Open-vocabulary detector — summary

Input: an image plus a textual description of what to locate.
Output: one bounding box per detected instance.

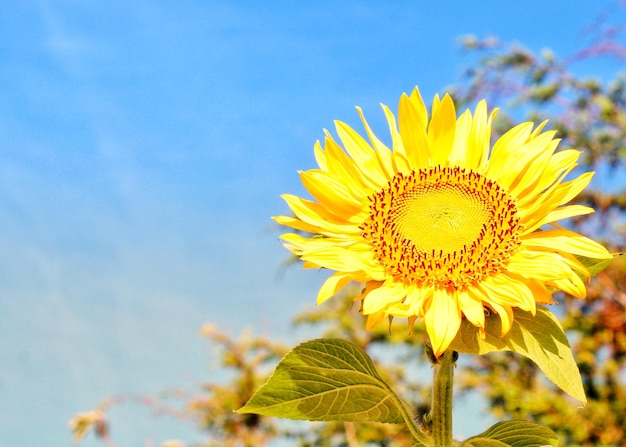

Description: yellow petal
[428,94,457,165]
[548,273,587,298]
[386,286,433,318]
[506,250,577,283]
[272,215,321,234]
[448,109,473,166]
[478,273,536,315]
[535,204,594,227]
[323,131,384,191]
[301,245,382,277]
[299,170,363,216]
[408,86,429,127]
[466,100,495,170]
[508,138,560,198]
[497,131,558,192]
[334,120,388,183]
[520,149,581,200]
[458,289,486,329]
[520,172,595,231]
[356,106,396,178]
[317,272,354,304]
[398,89,429,168]
[486,122,534,181]
[280,194,363,230]
[525,278,555,304]
[424,289,462,357]
[313,140,328,171]
[362,281,407,315]
[521,229,612,259]
[380,104,412,174]
[366,311,387,330]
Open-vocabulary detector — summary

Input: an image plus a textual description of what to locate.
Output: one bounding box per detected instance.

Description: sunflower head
[275,87,611,357]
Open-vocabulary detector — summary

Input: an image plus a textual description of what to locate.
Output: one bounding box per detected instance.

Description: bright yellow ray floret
[274,87,611,357]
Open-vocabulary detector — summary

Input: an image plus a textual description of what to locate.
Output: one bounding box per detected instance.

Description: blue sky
[0,1,621,446]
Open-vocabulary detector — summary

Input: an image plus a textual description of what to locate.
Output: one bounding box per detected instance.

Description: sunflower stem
[431,349,455,447]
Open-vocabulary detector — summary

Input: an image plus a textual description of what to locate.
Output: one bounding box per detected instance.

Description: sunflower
[275,87,611,357]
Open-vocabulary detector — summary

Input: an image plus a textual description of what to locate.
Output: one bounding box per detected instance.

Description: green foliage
[450,306,585,402]
[238,338,408,424]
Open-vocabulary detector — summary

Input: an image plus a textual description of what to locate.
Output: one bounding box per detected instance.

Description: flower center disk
[361,166,522,290]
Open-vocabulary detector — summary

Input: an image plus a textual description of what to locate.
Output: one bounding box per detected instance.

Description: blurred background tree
[448,32,626,446]
[71,13,626,447]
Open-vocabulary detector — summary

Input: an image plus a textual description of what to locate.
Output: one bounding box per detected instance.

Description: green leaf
[237,338,407,423]
[576,252,621,277]
[463,420,558,447]
[449,306,585,403]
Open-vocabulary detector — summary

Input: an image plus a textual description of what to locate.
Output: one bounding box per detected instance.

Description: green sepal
[462,420,558,447]
[449,306,585,403]
[237,338,407,423]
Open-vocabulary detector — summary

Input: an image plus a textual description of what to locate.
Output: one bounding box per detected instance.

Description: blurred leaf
[463,420,558,447]
[238,338,409,423]
[450,306,585,402]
